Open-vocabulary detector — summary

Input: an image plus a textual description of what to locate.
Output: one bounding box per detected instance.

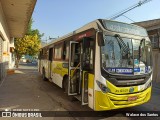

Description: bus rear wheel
[63,77,68,93]
[42,68,47,81]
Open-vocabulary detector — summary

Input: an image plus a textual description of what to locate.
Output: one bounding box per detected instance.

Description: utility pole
[108,0,152,20]
[45,36,57,44]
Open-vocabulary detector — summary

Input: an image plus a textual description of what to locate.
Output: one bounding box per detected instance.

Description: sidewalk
[0,63,75,120]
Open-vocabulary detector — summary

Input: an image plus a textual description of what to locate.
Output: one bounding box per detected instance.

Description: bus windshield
[101,35,152,75]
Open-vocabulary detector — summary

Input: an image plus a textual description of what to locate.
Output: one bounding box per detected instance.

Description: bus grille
[107,92,147,106]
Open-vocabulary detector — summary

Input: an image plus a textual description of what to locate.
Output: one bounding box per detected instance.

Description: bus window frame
[63,41,69,61]
[82,37,95,73]
[40,47,48,60]
[48,47,54,61]
[53,42,63,61]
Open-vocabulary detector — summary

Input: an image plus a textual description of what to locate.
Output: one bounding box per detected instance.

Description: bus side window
[46,49,49,60]
[41,49,44,59]
[90,41,94,70]
[48,48,53,61]
[42,48,48,60]
[63,42,66,60]
[38,50,42,60]
[54,43,63,60]
[62,41,69,60]
[83,38,94,71]
[65,42,69,60]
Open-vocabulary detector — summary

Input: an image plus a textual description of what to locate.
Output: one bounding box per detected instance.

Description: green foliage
[26,18,44,39]
[15,34,40,58]
[14,18,43,68]
[29,29,44,39]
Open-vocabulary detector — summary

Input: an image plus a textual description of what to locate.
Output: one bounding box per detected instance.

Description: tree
[14,18,43,68]
[26,18,44,38]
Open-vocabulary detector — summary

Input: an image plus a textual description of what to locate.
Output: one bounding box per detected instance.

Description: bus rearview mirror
[98,32,105,46]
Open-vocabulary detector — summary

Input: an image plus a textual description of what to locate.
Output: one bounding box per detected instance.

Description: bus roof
[41,19,101,49]
[41,19,147,49]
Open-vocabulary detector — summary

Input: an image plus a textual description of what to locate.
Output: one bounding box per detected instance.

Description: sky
[32,0,160,42]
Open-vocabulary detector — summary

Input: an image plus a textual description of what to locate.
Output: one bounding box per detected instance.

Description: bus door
[68,38,94,105]
[68,41,81,95]
[81,38,94,105]
[48,47,53,80]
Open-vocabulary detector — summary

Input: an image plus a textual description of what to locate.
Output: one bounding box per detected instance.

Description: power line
[122,15,135,22]
[108,0,152,20]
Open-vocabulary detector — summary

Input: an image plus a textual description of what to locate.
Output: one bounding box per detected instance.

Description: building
[134,19,160,83]
[0,0,37,80]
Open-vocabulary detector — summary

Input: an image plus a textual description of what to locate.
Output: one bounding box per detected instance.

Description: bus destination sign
[102,20,148,36]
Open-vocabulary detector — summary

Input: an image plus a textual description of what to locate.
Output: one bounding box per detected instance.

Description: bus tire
[42,68,47,81]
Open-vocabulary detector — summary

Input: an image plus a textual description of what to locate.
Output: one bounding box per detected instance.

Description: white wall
[0,1,14,69]
[0,2,10,42]
[9,37,15,69]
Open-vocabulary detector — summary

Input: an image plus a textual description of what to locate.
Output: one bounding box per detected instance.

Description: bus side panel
[38,59,41,73]
[94,34,104,110]
[45,60,49,78]
[39,59,43,74]
[51,61,68,88]
[88,73,94,109]
[41,59,49,78]
[47,60,52,80]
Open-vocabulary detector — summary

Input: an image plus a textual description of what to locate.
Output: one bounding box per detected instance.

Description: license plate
[128,96,138,101]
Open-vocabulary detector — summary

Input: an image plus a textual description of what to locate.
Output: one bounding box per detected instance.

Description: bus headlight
[96,80,110,93]
[146,82,152,88]
[145,75,152,89]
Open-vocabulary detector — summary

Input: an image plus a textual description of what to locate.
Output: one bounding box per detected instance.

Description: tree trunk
[16,59,20,68]
[15,54,21,68]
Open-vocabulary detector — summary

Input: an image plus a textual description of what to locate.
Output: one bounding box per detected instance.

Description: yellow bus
[38,19,152,111]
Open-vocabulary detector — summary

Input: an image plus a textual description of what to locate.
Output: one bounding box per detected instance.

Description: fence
[0,62,8,81]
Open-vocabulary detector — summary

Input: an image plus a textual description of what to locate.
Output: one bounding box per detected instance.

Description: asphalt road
[0,63,159,120]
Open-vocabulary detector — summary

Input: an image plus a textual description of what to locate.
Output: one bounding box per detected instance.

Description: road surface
[0,63,159,120]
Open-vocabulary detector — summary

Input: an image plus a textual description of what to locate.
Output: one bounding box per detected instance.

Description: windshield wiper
[139,38,145,62]
[115,34,129,56]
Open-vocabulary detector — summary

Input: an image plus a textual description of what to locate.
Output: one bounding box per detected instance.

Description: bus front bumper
[95,86,151,111]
